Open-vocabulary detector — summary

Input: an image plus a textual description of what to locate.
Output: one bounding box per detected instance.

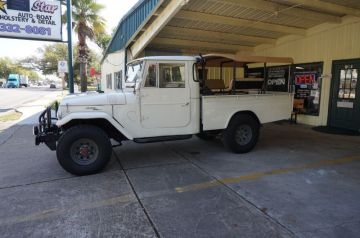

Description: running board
[134,135,192,144]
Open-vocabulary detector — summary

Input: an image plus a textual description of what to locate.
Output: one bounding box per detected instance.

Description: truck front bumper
[33,102,61,151]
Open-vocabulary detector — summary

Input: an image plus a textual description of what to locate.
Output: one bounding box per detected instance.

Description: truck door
[140,62,191,129]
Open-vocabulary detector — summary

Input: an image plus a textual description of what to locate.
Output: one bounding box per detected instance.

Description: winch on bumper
[33,102,61,151]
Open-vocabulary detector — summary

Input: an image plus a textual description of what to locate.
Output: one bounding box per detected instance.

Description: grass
[0,111,23,122]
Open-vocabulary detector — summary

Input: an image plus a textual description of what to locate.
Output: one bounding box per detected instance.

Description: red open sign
[295,74,316,85]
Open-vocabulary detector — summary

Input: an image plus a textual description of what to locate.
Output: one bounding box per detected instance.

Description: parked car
[34,54,294,175]
[50,83,56,88]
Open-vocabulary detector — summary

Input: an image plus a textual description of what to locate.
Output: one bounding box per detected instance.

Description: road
[0,87,62,113]
[0,87,65,129]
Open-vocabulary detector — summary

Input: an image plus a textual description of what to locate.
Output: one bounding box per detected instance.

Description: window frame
[158,62,186,89]
[143,63,158,88]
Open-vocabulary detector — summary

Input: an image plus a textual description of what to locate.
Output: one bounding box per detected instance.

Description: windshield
[8,78,17,82]
[126,61,143,85]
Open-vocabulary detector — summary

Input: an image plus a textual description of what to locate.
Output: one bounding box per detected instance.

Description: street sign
[58,61,68,73]
[0,0,62,41]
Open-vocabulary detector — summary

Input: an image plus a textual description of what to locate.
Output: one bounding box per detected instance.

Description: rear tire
[56,125,112,176]
[223,114,259,154]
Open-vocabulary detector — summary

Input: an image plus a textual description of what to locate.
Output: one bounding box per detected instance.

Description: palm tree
[67,0,106,92]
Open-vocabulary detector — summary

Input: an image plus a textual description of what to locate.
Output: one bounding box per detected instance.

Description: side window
[144,64,157,87]
[106,74,112,89]
[114,71,122,90]
[159,63,186,88]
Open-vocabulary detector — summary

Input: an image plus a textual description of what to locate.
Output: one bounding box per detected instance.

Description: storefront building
[101,0,360,131]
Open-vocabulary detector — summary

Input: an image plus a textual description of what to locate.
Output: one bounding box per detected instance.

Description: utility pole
[66,0,74,94]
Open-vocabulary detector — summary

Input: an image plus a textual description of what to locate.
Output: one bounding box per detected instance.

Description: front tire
[223,114,259,154]
[56,125,112,175]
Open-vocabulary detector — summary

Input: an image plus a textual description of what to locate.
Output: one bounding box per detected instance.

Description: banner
[0,0,62,41]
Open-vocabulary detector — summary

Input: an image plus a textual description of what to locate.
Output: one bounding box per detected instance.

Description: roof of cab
[127,56,198,65]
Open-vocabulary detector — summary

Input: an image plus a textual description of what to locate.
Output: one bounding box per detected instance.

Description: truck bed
[202,92,294,131]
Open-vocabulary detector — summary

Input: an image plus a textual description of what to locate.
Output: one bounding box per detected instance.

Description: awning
[128,0,360,58]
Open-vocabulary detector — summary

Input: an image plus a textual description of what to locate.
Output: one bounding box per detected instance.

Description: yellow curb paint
[176,155,360,193]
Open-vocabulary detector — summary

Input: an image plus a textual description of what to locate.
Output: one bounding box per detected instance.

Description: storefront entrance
[329,59,360,131]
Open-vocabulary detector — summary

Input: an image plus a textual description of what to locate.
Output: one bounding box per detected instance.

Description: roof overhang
[203,53,294,65]
[125,0,360,59]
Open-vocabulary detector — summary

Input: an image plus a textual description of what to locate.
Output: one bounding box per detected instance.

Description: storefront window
[293,62,323,116]
[266,66,291,92]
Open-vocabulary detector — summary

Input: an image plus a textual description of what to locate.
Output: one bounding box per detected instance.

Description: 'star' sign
[0,0,62,41]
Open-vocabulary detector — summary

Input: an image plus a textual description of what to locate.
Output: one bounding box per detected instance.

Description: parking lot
[0,121,359,238]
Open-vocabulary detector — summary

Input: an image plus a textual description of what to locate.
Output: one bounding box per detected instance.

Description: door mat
[313,126,360,136]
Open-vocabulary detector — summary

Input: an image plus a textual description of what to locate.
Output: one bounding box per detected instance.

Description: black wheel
[196,131,217,141]
[223,114,259,154]
[56,125,112,175]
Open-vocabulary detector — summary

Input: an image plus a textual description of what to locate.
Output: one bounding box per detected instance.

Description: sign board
[294,72,319,98]
[266,66,290,92]
[7,0,30,11]
[245,67,264,79]
[0,0,62,41]
[89,67,96,77]
[58,61,68,73]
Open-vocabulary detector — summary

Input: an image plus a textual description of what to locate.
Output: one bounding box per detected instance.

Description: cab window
[144,64,157,87]
[159,63,185,88]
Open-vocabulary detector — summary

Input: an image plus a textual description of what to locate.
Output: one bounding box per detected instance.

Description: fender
[225,110,261,129]
[56,112,134,140]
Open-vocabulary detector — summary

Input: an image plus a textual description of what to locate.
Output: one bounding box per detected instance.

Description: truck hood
[60,92,126,106]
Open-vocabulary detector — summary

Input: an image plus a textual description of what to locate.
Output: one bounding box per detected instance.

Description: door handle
[182,102,190,107]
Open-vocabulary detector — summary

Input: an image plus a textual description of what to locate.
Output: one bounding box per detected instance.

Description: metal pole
[66,0,74,94]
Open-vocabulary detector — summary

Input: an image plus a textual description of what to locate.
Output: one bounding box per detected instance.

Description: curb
[0,109,17,117]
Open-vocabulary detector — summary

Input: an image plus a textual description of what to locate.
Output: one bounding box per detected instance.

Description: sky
[0,0,139,59]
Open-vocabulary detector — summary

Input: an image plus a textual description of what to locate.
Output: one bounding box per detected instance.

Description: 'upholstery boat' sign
[0,0,62,41]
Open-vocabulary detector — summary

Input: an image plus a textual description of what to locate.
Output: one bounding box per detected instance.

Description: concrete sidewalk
[0,123,359,237]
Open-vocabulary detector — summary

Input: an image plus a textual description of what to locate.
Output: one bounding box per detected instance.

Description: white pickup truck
[34,54,294,175]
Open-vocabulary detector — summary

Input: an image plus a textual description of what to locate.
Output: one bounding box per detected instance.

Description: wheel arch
[57,112,133,141]
[61,119,128,143]
[226,111,261,129]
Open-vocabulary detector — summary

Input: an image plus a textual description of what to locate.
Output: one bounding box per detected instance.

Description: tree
[0,57,13,79]
[0,57,40,82]
[37,43,68,75]
[20,43,100,87]
[66,0,106,92]
[95,32,111,52]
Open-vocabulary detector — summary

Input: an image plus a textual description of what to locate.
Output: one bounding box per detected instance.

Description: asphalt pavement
[0,87,64,130]
[0,87,61,114]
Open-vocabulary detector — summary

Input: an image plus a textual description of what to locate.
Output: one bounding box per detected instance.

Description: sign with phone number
[0,0,61,41]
